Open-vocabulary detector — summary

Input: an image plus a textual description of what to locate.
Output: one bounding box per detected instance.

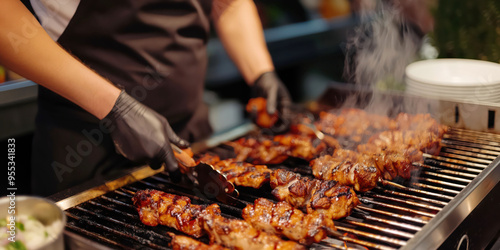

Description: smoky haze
[341,1,430,117]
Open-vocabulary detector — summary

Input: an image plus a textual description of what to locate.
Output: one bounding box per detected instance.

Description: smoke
[344,2,423,90]
[342,1,427,116]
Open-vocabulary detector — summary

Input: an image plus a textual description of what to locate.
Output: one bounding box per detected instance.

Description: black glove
[252,71,292,133]
[103,90,189,173]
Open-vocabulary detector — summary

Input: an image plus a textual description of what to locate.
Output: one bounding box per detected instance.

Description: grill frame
[51,86,500,249]
[403,151,500,249]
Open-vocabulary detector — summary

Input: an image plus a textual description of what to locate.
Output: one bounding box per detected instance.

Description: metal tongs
[170,143,239,204]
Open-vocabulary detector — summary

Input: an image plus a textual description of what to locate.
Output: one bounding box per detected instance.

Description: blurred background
[1,0,499,194]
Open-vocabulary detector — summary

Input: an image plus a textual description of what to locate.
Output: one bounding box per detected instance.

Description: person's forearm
[212,0,274,85]
[0,0,120,119]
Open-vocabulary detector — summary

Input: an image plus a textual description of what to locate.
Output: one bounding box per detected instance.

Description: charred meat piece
[310,149,380,192]
[273,134,327,161]
[361,130,442,155]
[247,97,279,128]
[359,146,424,180]
[270,169,359,220]
[357,131,428,180]
[168,233,228,250]
[196,153,222,166]
[315,109,395,143]
[228,137,289,165]
[229,134,326,165]
[394,113,448,137]
[132,190,206,238]
[214,159,272,189]
[242,198,335,245]
[201,204,305,250]
[196,153,272,189]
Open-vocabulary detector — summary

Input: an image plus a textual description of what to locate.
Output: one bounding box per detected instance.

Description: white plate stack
[405,59,500,103]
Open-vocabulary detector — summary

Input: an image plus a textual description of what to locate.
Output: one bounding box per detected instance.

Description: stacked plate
[405,59,500,103]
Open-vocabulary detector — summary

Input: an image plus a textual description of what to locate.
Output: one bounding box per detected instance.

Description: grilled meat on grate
[168,233,228,250]
[228,134,327,165]
[197,153,273,189]
[132,190,206,238]
[310,149,380,192]
[315,109,395,144]
[242,198,335,245]
[201,203,305,250]
[270,169,359,220]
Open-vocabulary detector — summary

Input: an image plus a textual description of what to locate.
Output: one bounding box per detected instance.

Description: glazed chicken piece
[270,169,359,220]
[132,190,206,238]
[228,137,289,165]
[361,130,442,155]
[228,134,327,165]
[196,153,272,189]
[201,204,305,250]
[247,97,279,128]
[168,233,228,250]
[368,148,423,180]
[315,109,395,143]
[273,134,327,161]
[242,198,335,245]
[394,113,448,137]
[310,149,380,192]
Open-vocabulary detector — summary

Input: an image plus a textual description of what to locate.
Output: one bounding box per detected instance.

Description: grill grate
[61,128,500,249]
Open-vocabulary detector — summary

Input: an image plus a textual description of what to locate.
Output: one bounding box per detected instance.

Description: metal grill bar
[358,198,435,218]
[441,144,500,157]
[414,177,467,189]
[327,235,397,250]
[72,206,170,248]
[423,159,483,174]
[344,220,414,239]
[364,193,442,211]
[448,128,500,139]
[336,226,406,247]
[424,154,488,169]
[418,164,478,179]
[420,171,472,183]
[379,183,455,200]
[353,209,423,232]
[444,133,500,146]
[441,140,500,153]
[65,222,134,249]
[440,148,497,160]
[438,152,493,164]
[410,183,460,195]
[374,187,448,206]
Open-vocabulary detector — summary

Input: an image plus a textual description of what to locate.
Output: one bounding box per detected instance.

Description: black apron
[32,0,213,196]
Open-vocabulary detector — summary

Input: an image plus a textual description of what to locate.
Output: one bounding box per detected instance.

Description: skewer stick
[322,226,345,239]
[378,179,406,189]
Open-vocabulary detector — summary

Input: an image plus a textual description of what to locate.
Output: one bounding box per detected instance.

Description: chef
[1,0,291,196]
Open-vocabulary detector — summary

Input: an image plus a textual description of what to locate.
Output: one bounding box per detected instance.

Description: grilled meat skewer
[168,233,228,250]
[315,109,395,144]
[228,134,327,165]
[197,153,272,189]
[134,190,306,249]
[270,169,359,220]
[201,204,305,250]
[310,149,380,192]
[132,190,206,238]
[242,198,335,245]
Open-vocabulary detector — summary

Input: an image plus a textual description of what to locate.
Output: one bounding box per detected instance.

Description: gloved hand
[251,71,292,133]
[103,90,189,174]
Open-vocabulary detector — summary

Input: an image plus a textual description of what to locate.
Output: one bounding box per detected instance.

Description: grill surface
[57,127,500,250]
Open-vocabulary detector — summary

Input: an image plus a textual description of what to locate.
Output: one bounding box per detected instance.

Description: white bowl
[405,59,500,87]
